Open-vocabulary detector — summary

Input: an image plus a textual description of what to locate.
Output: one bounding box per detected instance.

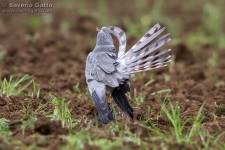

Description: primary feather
[85,24,171,124]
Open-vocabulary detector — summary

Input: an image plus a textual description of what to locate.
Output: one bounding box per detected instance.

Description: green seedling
[48,95,74,128]
[63,129,123,150]
[207,52,219,68]
[62,129,90,150]
[163,73,171,82]
[0,74,33,96]
[60,20,70,31]
[28,79,40,99]
[144,79,155,87]
[73,83,89,100]
[133,88,146,105]
[0,45,6,62]
[126,88,146,105]
[105,122,148,149]
[0,118,11,136]
[20,103,37,134]
[215,102,225,116]
[151,89,172,96]
[28,16,42,29]
[91,139,122,150]
[147,106,151,113]
[130,72,143,81]
[73,83,81,96]
[139,99,224,149]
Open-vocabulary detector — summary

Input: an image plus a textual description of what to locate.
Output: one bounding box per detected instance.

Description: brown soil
[0,0,225,149]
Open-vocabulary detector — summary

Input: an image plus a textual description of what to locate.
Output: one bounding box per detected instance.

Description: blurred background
[1,0,225,48]
[0,0,225,90]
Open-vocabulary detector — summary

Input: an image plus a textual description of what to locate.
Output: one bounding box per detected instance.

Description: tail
[116,24,171,74]
[112,82,133,119]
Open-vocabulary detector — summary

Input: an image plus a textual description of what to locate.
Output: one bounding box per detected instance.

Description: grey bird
[85,24,171,124]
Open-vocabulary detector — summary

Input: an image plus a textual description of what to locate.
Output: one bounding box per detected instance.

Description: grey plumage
[85,24,171,124]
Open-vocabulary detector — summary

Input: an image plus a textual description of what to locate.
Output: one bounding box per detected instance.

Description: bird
[85,24,171,124]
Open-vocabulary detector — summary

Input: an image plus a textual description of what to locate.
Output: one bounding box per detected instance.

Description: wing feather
[96,53,115,73]
[88,81,114,124]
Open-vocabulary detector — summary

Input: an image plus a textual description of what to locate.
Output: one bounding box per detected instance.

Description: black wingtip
[92,91,114,124]
[112,84,133,119]
[99,112,114,124]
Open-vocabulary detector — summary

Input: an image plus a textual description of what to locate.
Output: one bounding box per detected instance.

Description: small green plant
[63,129,122,150]
[163,73,171,82]
[207,52,219,68]
[0,75,33,96]
[73,83,89,100]
[60,20,70,31]
[20,103,37,134]
[215,102,225,116]
[28,16,42,29]
[126,88,146,105]
[122,130,148,150]
[139,99,223,149]
[28,79,40,99]
[144,79,155,87]
[48,95,74,128]
[0,118,11,136]
[133,88,146,105]
[62,129,91,150]
[91,139,123,150]
[147,106,151,113]
[0,45,6,62]
[151,89,172,96]
[130,72,143,81]
[106,122,148,149]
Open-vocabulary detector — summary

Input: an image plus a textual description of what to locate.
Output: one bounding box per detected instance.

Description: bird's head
[96,27,114,46]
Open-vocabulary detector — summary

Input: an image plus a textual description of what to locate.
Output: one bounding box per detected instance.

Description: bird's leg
[106,93,111,105]
[107,94,115,117]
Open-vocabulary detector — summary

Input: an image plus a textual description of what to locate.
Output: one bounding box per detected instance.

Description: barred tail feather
[116,24,171,74]
[118,25,166,61]
[125,55,171,73]
[127,64,168,73]
[130,27,166,53]
[126,49,171,69]
[117,35,170,71]
[123,36,171,67]
[128,24,161,51]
